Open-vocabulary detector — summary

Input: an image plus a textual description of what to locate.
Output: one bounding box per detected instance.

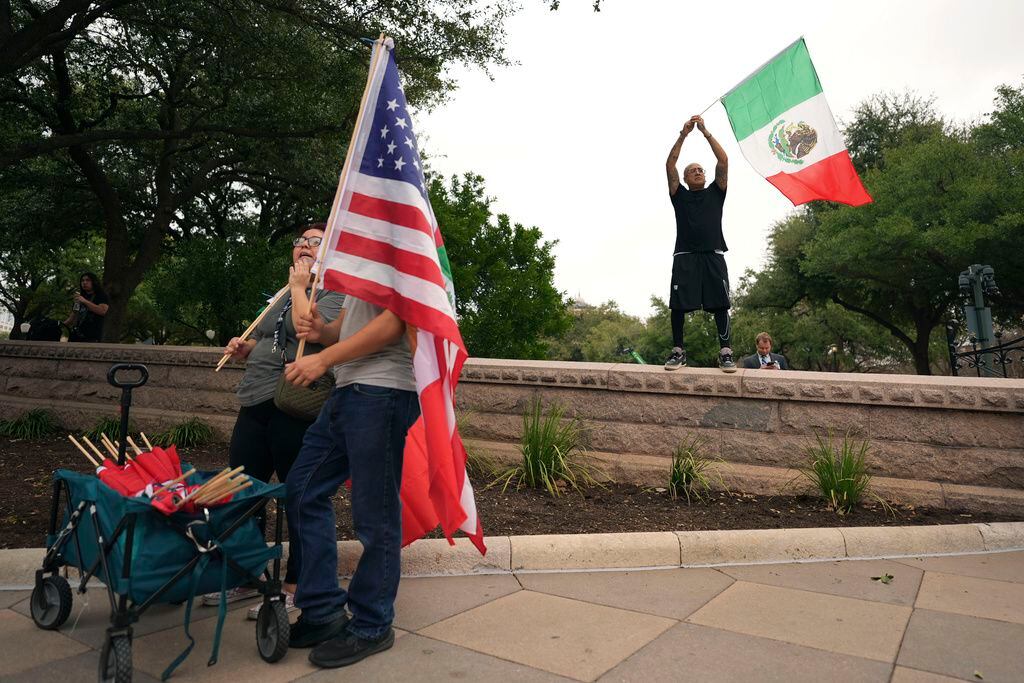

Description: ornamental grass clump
[456,409,499,480]
[152,417,215,448]
[801,430,882,514]
[83,415,124,442]
[494,398,600,497]
[0,409,58,439]
[668,434,723,504]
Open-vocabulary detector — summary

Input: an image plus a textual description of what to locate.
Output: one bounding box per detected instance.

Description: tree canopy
[1,0,513,339]
[430,173,570,359]
[734,84,1024,374]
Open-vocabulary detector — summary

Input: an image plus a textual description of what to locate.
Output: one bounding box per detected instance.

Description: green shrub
[668,434,723,504]
[83,415,125,442]
[801,430,881,514]
[493,398,601,496]
[152,417,215,448]
[0,409,59,439]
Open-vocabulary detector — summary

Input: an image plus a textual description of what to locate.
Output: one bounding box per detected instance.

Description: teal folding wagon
[29,364,291,682]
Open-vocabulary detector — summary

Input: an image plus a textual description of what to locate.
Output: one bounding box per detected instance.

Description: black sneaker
[289,612,350,649]
[309,628,395,668]
[664,348,686,371]
[719,348,737,373]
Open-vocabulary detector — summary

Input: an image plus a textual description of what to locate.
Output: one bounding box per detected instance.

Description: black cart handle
[107,363,149,389]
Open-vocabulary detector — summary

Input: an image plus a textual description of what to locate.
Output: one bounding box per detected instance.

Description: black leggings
[229,399,313,584]
[671,308,732,350]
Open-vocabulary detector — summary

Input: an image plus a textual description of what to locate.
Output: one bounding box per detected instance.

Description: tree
[2,0,513,340]
[429,173,570,359]
[547,300,644,362]
[737,86,1024,374]
[146,220,286,345]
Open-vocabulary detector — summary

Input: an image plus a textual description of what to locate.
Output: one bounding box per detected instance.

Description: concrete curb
[2,522,1022,587]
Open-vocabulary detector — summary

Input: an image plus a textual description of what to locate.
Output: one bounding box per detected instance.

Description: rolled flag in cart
[721,38,872,207]
[96,460,149,496]
[135,446,179,483]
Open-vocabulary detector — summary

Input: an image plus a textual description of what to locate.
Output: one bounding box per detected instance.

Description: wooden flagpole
[295,33,389,362]
[69,435,100,468]
[214,286,289,371]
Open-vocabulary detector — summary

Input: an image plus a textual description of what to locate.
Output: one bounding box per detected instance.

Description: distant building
[570,296,594,316]
[0,310,12,337]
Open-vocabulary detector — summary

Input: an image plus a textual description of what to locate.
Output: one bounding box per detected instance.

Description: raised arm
[695,116,728,190]
[666,119,695,195]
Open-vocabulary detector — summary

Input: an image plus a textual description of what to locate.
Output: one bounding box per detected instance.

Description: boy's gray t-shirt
[235,288,345,407]
[333,296,416,392]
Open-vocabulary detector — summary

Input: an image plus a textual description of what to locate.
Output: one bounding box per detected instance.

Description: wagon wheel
[30,575,72,630]
[99,632,133,683]
[256,599,290,663]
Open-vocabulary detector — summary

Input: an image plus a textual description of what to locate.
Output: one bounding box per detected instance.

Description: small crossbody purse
[271,293,334,422]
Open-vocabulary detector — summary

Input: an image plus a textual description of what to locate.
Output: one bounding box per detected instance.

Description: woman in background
[64,272,109,342]
[209,223,345,618]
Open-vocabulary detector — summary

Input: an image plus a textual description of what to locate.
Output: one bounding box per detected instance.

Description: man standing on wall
[664,115,736,373]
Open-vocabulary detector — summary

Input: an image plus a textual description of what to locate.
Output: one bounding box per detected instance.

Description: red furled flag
[314,37,485,553]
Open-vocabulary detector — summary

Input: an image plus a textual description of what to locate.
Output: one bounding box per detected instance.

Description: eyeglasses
[292,236,323,247]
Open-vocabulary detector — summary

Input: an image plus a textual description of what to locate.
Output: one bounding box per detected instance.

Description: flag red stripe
[766,150,872,207]
[323,269,465,351]
[336,232,447,290]
[418,376,468,535]
[349,191,433,237]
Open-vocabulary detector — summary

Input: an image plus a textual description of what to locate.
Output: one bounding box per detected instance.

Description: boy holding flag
[283,299,417,667]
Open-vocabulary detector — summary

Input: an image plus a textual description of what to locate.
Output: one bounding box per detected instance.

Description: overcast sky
[416,0,1024,317]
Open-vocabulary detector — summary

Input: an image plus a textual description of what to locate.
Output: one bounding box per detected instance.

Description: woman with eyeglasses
[211,223,345,617]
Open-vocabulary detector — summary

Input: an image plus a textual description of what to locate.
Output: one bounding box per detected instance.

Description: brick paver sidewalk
[2,551,1022,682]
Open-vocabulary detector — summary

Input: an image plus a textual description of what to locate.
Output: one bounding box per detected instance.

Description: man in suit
[741,332,789,370]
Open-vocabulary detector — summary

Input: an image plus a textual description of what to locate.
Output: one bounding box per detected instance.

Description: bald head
[683,163,706,189]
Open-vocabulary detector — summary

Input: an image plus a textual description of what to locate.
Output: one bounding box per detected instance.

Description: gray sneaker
[719,348,737,373]
[664,348,686,371]
[202,586,259,606]
[248,591,299,620]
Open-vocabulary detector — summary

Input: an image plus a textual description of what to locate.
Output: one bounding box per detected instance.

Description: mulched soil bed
[2,436,1021,549]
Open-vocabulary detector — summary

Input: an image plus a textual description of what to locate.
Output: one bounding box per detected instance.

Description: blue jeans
[286,383,419,639]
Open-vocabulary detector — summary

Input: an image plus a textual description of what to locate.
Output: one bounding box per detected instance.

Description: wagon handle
[106,364,149,465]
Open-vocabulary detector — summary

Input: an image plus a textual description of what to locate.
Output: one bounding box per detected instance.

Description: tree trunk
[911,319,936,375]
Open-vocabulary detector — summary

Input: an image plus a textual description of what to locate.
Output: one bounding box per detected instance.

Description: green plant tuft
[83,415,124,442]
[0,409,59,439]
[801,430,884,515]
[455,408,499,480]
[493,398,601,497]
[152,417,215,448]
[668,434,723,504]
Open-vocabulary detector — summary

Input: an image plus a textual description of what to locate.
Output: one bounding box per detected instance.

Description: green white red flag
[721,38,872,207]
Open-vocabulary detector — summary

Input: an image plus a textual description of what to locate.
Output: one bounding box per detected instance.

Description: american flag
[318,38,484,554]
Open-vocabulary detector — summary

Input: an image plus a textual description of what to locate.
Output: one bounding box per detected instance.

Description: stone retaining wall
[1,342,1022,493]
[458,359,1024,490]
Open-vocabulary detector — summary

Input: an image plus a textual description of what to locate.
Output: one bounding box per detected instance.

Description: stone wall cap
[2,523,1021,585]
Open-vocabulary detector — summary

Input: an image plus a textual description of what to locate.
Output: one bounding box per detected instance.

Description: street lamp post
[205,329,216,345]
[958,264,999,349]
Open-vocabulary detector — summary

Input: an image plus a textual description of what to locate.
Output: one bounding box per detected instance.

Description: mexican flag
[721,38,872,207]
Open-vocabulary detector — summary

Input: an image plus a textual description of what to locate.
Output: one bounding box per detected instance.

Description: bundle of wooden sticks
[65,429,251,510]
[173,466,252,509]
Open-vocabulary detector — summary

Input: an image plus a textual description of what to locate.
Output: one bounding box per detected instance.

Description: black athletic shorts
[669,251,731,312]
